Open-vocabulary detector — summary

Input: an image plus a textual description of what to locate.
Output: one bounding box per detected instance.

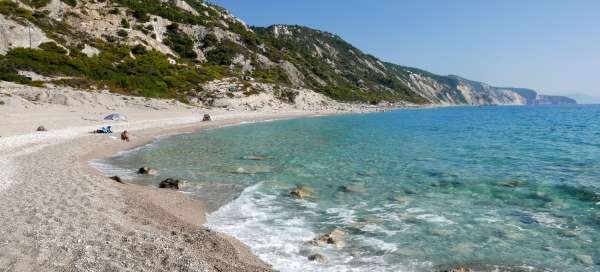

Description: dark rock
[338,185,367,193]
[202,113,212,121]
[309,228,345,247]
[290,186,313,199]
[241,155,269,161]
[110,176,124,184]
[307,253,326,263]
[36,126,47,132]
[138,167,158,175]
[159,178,182,190]
[497,179,527,188]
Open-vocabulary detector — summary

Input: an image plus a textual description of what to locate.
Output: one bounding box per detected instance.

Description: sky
[210,0,600,99]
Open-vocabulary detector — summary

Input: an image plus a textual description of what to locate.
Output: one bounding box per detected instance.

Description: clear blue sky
[210,0,599,97]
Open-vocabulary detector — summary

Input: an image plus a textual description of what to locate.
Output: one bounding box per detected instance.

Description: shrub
[163,23,197,59]
[38,42,68,54]
[62,0,76,7]
[120,18,130,29]
[117,29,128,38]
[22,0,50,8]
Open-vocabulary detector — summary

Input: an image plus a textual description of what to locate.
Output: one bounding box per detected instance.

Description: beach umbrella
[104,113,128,121]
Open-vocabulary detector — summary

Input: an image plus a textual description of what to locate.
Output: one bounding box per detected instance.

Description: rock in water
[309,228,346,247]
[36,126,47,132]
[138,167,158,175]
[241,155,269,161]
[497,179,527,188]
[290,186,313,199]
[338,184,367,193]
[307,253,326,263]
[110,176,124,184]
[159,178,182,189]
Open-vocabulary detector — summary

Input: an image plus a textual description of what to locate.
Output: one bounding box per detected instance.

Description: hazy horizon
[211,0,599,99]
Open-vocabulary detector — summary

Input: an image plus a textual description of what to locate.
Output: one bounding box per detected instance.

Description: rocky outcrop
[159,178,182,190]
[309,228,346,247]
[290,185,313,199]
[138,167,158,175]
[0,14,53,54]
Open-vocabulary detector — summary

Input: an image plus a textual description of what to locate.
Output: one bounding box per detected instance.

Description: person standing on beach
[121,130,130,142]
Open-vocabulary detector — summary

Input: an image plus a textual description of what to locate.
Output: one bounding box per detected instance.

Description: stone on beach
[159,178,183,190]
[36,125,47,132]
[138,167,159,175]
[110,176,124,184]
[309,228,346,247]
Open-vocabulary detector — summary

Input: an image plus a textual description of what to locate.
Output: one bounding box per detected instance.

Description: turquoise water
[101,105,599,271]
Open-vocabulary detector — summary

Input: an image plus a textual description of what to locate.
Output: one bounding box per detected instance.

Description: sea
[93,105,600,272]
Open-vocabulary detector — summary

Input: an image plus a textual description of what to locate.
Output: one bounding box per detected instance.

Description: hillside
[0,0,575,106]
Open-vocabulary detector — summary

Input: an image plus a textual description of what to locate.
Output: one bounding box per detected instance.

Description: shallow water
[99,105,600,271]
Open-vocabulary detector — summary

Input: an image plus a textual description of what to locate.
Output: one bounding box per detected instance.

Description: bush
[22,0,50,8]
[163,23,197,59]
[120,18,130,29]
[38,42,67,54]
[62,0,76,7]
[117,29,128,38]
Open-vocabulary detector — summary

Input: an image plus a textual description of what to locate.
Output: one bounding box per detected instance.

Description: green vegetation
[163,23,197,59]
[62,0,76,7]
[0,0,36,23]
[21,0,50,8]
[0,43,228,101]
[120,18,130,28]
[116,29,128,38]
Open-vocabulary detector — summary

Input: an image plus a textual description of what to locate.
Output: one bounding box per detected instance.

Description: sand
[0,83,374,271]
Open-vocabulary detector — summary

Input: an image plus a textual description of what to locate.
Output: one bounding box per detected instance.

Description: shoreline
[0,108,350,271]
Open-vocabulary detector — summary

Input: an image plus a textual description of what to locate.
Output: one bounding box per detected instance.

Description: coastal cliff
[0,0,575,107]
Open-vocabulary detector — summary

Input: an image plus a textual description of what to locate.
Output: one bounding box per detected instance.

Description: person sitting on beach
[120,130,130,142]
[95,126,113,134]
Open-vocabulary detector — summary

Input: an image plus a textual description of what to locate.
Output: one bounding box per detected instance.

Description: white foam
[207,184,416,272]
[415,214,455,225]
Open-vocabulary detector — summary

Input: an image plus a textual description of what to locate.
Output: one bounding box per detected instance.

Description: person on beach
[121,130,130,142]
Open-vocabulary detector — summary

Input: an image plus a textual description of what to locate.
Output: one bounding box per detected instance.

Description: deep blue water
[100,105,600,271]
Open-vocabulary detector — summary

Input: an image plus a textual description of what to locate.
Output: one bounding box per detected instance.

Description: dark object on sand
[110,176,124,184]
[36,126,47,132]
[203,113,212,121]
[94,126,113,134]
[138,167,158,175]
[121,130,130,142]
[104,113,128,121]
[159,178,181,189]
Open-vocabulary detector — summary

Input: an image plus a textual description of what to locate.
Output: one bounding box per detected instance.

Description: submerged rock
[307,253,326,263]
[497,179,528,188]
[338,184,367,193]
[241,155,270,161]
[159,178,182,190]
[440,268,473,272]
[290,186,313,199]
[138,167,158,175]
[575,254,593,265]
[309,228,346,247]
